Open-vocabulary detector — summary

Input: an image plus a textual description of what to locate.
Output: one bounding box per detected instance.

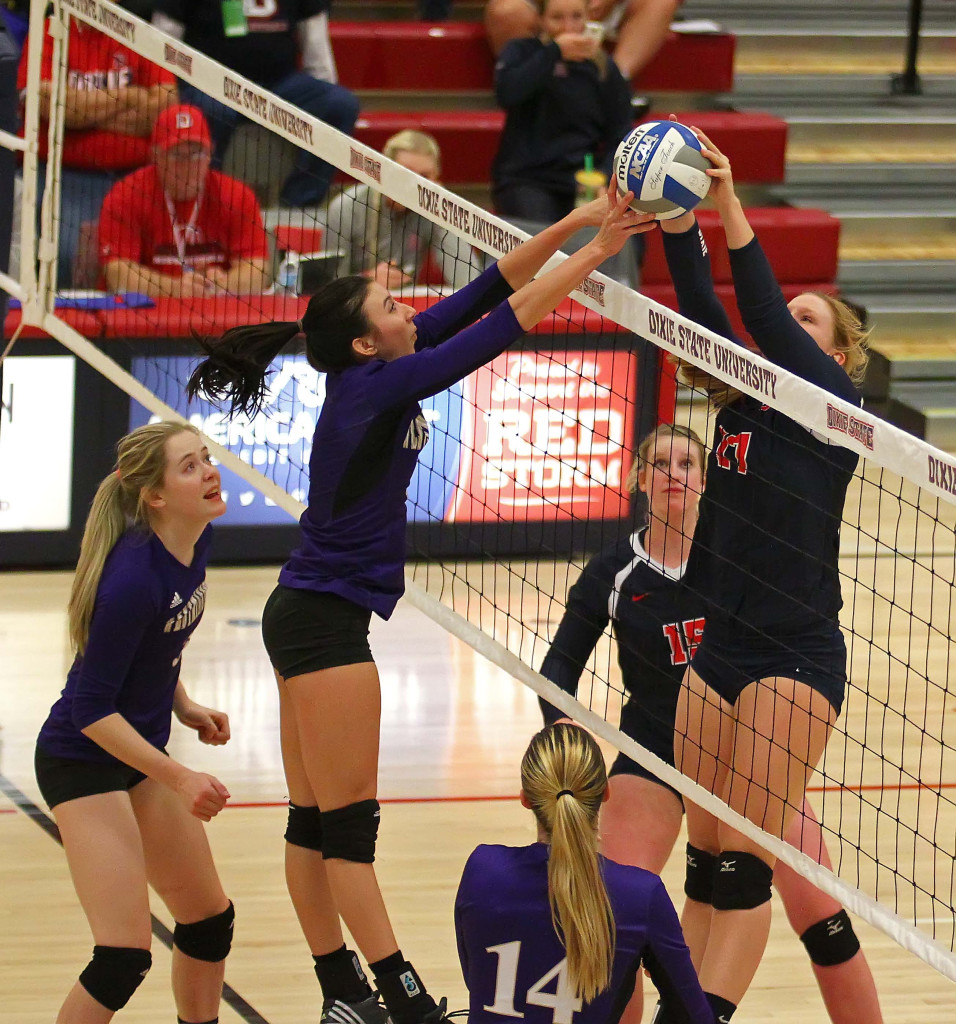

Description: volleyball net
[9,0,956,982]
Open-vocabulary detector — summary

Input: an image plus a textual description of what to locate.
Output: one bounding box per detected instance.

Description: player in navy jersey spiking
[455,722,712,1024]
[651,124,871,1023]
[187,189,658,1024]
[34,421,235,1024]
[539,424,882,1023]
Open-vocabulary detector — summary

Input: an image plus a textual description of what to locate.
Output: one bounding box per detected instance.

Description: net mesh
[15,0,956,979]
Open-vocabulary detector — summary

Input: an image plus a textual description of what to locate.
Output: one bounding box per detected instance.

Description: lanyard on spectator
[164,187,205,270]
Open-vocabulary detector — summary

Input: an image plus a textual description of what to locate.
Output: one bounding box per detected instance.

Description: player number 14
[484,941,583,1024]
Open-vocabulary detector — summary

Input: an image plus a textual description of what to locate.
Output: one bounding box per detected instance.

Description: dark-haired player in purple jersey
[34,421,235,1024]
[654,124,872,1023]
[187,189,658,1024]
[539,424,882,1024]
[455,723,711,1024]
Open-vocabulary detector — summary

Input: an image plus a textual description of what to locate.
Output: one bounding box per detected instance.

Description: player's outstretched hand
[668,115,736,209]
[177,769,230,821]
[590,180,658,258]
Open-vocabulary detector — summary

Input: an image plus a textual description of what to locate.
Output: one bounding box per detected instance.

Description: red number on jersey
[662,618,706,666]
[714,427,752,475]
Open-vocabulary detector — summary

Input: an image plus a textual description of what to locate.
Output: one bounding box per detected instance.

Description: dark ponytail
[187,276,374,416]
[187,321,299,417]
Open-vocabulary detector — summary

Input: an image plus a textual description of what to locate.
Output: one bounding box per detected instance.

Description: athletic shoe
[321,994,392,1024]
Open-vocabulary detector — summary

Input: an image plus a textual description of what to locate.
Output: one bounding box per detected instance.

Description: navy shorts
[608,700,684,806]
[35,745,149,810]
[690,620,847,715]
[262,585,374,679]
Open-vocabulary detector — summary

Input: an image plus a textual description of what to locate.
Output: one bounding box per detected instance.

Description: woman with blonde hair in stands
[35,421,234,1024]
[455,723,711,1024]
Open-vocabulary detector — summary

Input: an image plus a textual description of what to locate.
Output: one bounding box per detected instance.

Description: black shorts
[690,621,847,715]
[609,700,684,806]
[35,746,148,810]
[261,584,374,679]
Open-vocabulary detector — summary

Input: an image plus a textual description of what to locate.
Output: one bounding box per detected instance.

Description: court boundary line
[0,769,272,1024]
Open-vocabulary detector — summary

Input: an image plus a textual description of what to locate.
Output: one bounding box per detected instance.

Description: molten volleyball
[613,120,711,220]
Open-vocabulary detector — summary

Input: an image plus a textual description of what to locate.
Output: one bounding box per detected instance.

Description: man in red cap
[98,104,269,298]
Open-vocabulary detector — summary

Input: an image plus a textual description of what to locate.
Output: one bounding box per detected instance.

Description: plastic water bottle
[276,251,300,294]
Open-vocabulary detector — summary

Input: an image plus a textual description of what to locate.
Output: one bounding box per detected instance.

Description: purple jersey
[279,263,520,619]
[455,844,712,1024]
[37,526,212,763]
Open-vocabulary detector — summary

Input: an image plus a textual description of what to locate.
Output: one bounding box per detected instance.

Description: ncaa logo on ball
[614,120,711,221]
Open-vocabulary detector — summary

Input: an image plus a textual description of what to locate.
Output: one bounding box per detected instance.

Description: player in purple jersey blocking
[455,723,712,1024]
[34,421,235,1024]
[187,190,658,1024]
[540,424,882,1023]
[655,125,871,1022]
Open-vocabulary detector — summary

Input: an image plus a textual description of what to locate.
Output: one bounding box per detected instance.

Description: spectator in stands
[17,18,176,287]
[152,0,359,209]
[324,129,484,291]
[1,0,29,54]
[485,0,680,81]
[98,104,269,297]
[492,0,632,224]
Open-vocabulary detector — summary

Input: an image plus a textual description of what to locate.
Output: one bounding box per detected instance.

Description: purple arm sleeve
[642,880,713,1023]
[70,576,158,731]
[366,302,525,408]
[414,263,514,350]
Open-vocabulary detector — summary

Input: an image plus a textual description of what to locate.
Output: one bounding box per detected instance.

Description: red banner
[451,350,637,523]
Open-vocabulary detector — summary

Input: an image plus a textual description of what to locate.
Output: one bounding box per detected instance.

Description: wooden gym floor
[0,562,953,1023]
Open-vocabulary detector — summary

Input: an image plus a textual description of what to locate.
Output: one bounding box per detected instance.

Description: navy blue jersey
[540,531,704,762]
[153,0,328,86]
[279,264,518,618]
[663,225,860,634]
[38,526,212,763]
[455,843,711,1024]
[493,38,633,191]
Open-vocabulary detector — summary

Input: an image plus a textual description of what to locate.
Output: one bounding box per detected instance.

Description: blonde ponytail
[67,421,200,653]
[521,724,615,1002]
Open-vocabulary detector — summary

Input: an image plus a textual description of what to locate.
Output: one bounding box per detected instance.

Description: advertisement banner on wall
[0,355,75,532]
[129,349,635,527]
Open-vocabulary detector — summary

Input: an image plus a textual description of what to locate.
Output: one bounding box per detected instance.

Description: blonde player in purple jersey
[34,421,234,1024]
[455,723,712,1024]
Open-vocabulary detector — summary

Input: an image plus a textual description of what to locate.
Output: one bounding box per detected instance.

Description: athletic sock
[314,945,373,1003]
[372,955,439,1024]
[705,992,737,1023]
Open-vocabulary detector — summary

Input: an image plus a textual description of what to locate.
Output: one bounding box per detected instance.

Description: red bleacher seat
[330,23,735,94]
[641,208,841,285]
[353,110,787,186]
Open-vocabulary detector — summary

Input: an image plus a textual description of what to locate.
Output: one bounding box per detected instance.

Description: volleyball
[613,120,712,220]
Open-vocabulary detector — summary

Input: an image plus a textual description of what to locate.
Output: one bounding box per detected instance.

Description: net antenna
[15,0,956,983]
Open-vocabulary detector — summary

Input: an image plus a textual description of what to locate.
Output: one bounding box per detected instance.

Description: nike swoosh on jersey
[630,593,649,602]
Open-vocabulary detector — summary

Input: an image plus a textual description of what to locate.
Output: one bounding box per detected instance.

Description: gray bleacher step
[682,0,954,32]
[775,164,956,211]
[728,74,956,115]
[880,382,956,449]
[838,259,956,292]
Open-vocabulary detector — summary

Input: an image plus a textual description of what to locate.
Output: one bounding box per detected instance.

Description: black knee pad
[321,799,381,863]
[79,945,152,1011]
[711,850,773,911]
[285,802,323,851]
[173,901,235,963]
[684,843,718,904]
[800,909,861,966]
